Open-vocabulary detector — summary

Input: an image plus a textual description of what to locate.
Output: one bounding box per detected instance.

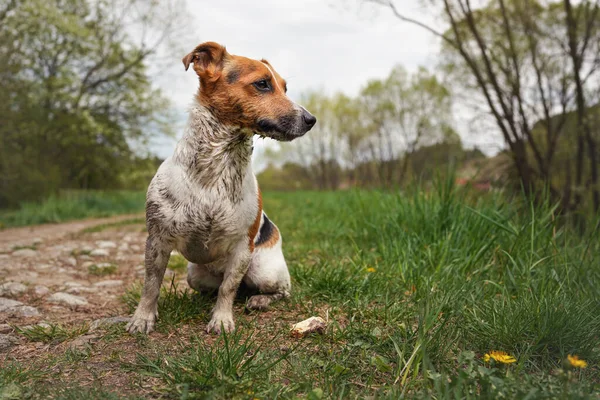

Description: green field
[2,183,600,398]
[0,190,145,229]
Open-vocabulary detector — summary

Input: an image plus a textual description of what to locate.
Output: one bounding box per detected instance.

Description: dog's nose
[302,110,317,129]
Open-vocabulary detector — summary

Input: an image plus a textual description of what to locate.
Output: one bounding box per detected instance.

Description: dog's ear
[182,42,229,81]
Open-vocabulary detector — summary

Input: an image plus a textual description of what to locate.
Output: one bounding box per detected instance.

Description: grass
[81,217,145,233]
[167,252,189,272]
[2,180,600,398]
[0,190,145,228]
[16,323,90,344]
[88,263,118,276]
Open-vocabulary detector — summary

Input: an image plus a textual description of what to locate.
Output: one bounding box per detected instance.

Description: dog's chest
[167,182,258,266]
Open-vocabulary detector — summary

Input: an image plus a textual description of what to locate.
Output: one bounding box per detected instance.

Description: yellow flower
[567,354,587,369]
[483,350,517,364]
[366,267,376,273]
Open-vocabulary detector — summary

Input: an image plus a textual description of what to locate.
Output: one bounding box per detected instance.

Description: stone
[64,281,83,288]
[96,241,117,249]
[93,280,123,288]
[66,286,97,294]
[0,324,12,333]
[90,249,110,257]
[0,297,23,312]
[90,316,131,331]
[0,297,39,317]
[0,334,18,351]
[130,245,141,252]
[34,285,50,296]
[16,306,40,317]
[11,248,37,257]
[32,238,43,245]
[81,261,94,269]
[0,282,27,297]
[47,292,88,307]
[64,257,77,267]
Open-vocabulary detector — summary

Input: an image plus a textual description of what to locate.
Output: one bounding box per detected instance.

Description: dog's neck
[174,103,253,199]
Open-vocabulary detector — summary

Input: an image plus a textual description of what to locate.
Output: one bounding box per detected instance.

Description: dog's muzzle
[256,109,317,141]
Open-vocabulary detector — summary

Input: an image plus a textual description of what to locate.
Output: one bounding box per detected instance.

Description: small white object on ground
[290,316,327,338]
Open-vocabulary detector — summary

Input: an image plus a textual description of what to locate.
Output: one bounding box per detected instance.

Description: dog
[126,42,316,334]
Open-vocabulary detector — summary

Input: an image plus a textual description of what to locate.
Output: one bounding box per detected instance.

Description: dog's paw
[246,294,272,311]
[126,312,157,334]
[206,312,235,334]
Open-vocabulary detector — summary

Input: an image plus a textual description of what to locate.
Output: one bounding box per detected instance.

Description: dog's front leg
[126,237,172,334]
[206,243,252,334]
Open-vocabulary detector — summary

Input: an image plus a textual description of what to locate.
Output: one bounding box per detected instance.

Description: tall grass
[0,190,145,228]
[3,180,600,398]
[264,179,600,398]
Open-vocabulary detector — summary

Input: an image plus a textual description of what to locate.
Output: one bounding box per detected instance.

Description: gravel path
[0,214,185,355]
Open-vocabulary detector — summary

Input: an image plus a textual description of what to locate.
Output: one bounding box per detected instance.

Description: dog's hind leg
[127,236,172,334]
[244,219,291,310]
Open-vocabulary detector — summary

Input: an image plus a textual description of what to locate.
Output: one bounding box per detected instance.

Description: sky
[149,0,504,165]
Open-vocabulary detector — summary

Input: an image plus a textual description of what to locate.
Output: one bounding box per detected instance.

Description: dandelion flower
[483,350,517,364]
[366,267,376,273]
[567,354,587,369]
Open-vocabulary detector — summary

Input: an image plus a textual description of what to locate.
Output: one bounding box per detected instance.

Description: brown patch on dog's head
[183,41,316,141]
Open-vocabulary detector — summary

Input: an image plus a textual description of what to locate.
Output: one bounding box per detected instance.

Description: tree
[0,0,188,207]
[358,66,454,186]
[368,0,600,212]
[264,66,456,189]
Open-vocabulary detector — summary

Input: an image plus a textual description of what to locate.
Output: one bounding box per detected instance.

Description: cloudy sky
[150,0,503,164]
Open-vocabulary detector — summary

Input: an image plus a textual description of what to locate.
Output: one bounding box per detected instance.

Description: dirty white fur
[126,101,291,335]
[187,214,291,308]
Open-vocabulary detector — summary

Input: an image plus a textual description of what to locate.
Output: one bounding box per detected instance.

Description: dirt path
[0,214,186,358]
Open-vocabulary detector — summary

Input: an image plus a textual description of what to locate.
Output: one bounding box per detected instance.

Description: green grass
[167,252,188,272]
[81,217,145,233]
[16,323,90,344]
[88,263,118,276]
[0,190,145,228]
[2,181,600,398]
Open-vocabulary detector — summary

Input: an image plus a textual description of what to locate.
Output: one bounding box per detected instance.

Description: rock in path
[90,249,110,257]
[94,280,123,288]
[11,248,37,257]
[34,285,50,296]
[47,292,88,307]
[0,282,27,297]
[0,297,40,317]
[96,241,117,249]
[0,334,18,351]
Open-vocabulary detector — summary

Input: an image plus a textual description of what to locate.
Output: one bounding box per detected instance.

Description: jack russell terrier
[126,42,316,334]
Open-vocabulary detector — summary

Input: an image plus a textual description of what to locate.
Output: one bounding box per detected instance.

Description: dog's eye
[253,79,271,92]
